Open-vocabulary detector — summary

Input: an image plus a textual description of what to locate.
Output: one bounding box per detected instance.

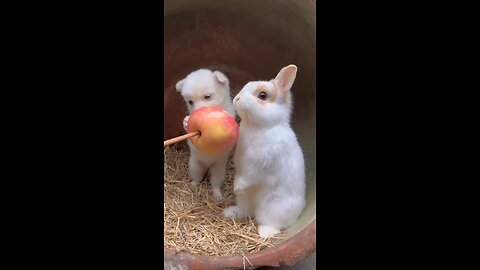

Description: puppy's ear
[175,79,185,92]
[213,71,229,85]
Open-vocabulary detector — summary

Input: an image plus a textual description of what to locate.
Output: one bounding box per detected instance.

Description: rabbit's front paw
[183,115,190,131]
[233,177,250,194]
[233,183,248,195]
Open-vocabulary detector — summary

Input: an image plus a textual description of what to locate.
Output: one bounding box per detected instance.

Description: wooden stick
[164,131,200,147]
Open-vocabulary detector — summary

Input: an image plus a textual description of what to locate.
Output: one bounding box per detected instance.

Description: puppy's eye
[258,92,268,100]
[204,95,211,100]
[189,101,194,105]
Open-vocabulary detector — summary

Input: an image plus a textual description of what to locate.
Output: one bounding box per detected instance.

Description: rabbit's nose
[234,96,240,103]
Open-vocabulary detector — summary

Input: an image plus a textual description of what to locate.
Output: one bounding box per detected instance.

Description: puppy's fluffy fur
[176,69,235,201]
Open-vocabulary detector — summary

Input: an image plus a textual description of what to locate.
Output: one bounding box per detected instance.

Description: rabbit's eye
[189,101,194,105]
[204,95,211,100]
[258,92,268,100]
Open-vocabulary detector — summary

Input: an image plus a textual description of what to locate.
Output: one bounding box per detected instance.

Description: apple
[187,106,239,155]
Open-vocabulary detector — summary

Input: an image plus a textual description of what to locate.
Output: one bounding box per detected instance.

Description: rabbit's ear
[273,65,297,93]
[175,79,185,92]
[213,71,229,85]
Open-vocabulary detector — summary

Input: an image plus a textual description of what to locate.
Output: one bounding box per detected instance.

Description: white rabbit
[176,69,236,201]
[223,65,306,238]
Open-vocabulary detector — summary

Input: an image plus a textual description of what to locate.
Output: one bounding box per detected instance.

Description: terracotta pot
[164,0,316,268]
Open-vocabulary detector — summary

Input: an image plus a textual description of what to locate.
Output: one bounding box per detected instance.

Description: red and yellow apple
[187,106,239,155]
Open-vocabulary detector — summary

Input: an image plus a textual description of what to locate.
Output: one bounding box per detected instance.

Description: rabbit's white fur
[223,65,306,238]
[176,69,236,201]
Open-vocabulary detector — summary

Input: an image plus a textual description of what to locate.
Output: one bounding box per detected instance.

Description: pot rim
[164,219,316,269]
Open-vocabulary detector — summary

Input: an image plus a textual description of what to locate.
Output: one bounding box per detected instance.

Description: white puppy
[176,69,236,201]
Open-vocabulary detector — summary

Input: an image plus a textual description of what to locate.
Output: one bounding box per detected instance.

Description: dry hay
[164,145,282,256]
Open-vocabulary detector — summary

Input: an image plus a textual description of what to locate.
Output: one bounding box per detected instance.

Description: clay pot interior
[164,0,316,268]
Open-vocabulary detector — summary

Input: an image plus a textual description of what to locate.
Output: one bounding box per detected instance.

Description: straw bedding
[164,145,282,256]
